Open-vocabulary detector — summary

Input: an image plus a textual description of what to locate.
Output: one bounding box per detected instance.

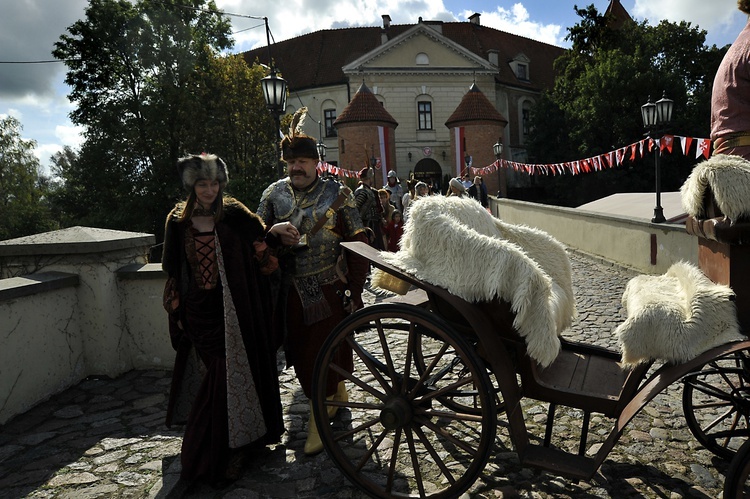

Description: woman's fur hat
[281,107,319,160]
[177,153,228,191]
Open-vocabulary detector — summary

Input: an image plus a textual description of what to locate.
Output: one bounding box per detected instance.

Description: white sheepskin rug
[373,195,576,367]
[680,154,750,221]
[614,261,742,365]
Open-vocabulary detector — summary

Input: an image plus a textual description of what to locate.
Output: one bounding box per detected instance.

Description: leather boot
[326,381,348,418]
[304,402,324,456]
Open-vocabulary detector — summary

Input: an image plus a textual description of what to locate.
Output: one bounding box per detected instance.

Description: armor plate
[258,177,363,278]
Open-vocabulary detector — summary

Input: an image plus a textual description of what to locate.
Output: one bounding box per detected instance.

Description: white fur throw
[680,154,750,221]
[374,196,576,367]
[615,261,742,365]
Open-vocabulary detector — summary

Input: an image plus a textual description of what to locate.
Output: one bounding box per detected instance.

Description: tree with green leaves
[52,0,253,239]
[0,116,58,240]
[525,5,726,206]
[184,49,278,205]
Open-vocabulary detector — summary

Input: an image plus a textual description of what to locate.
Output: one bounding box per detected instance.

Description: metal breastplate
[259,178,344,278]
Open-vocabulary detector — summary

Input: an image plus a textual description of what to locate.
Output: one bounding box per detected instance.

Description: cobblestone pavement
[0,251,734,498]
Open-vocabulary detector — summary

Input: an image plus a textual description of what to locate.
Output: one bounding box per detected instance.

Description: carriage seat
[373,195,576,368]
[613,261,742,365]
[682,154,750,244]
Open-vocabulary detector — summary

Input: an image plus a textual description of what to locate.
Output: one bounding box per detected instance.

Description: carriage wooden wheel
[311,303,497,499]
[682,349,750,459]
[724,438,750,498]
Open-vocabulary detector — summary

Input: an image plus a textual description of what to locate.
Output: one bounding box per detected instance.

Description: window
[517,63,528,80]
[418,101,432,130]
[324,109,337,137]
[522,108,531,135]
[416,52,429,65]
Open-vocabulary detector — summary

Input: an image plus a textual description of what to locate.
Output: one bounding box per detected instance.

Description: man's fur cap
[280,107,319,161]
[177,153,229,191]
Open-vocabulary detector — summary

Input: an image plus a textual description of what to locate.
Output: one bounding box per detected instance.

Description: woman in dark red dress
[162,154,296,485]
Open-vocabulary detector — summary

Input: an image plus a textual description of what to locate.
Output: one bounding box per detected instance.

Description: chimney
[487,49,499,67]
[469,13,481,25]
[381,14,391,44]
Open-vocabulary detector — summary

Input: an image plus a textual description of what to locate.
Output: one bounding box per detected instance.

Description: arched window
[519,98,534,143]
[416,52,429,65]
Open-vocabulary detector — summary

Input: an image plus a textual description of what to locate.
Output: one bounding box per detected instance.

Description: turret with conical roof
[445,83,508,196]
[334,82,399,186]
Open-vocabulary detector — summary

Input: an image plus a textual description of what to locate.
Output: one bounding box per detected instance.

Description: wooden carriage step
[521,444,597,480]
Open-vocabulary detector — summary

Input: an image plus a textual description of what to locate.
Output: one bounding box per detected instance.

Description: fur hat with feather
[177,153,229,191]
[280,107,319,160]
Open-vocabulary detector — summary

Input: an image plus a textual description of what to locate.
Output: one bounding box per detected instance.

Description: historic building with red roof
[243,12,567,194]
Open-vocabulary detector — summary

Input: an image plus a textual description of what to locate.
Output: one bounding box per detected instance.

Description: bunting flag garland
[469,134,713,177]
[315,134,713,179]
[316,161,362,179]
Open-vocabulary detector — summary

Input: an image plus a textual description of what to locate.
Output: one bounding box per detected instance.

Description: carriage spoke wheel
[682,349,750,460]
[725,439,750,498]
[411,327,504,416]
[312,303,496,499]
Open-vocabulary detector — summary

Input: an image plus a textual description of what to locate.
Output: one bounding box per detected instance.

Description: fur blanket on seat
[373,196,576,367]
[614,261,742,365]
[681,154,750,221]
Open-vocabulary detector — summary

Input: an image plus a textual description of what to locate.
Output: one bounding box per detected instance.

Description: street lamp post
[317,121,326,163]
[260,17,288,178]
[641,92,673,223]
[493,139,504,197]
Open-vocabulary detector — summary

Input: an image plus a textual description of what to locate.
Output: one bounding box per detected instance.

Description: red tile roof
[445,83,508,127]
[334,82,398,126]
[605,0,633,30]
[242,21,566,93]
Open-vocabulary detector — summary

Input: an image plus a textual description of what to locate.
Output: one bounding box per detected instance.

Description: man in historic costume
[355,166,385,250]
[162,154,287,485]
[384,169,404,212]
[257,108,369,455]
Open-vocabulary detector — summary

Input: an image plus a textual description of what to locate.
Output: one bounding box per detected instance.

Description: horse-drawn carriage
[310,156,750,498]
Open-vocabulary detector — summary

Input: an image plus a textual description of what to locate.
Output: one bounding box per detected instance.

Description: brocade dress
[162,199,284,484]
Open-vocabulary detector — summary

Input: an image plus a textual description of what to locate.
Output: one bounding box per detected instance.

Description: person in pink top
[711,0,750,158]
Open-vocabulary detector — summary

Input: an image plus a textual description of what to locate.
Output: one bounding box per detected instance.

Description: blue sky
[1,0,746,176]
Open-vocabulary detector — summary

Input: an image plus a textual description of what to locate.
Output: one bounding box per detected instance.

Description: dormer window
[516,63,528,80]
[510,53,531,82]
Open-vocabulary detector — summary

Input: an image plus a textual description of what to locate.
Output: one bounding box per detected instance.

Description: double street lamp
[260,17,288,178]
[641,92,674,223]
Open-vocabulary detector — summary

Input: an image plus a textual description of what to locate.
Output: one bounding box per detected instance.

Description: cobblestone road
[0,251,734,498]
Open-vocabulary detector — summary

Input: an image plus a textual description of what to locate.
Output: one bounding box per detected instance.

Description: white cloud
[55,124,84,149]
[633,0,744,42]
[460,4,563,46]
[476,3,564,46]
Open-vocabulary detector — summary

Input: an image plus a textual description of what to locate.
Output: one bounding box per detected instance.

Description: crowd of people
[159,106,495,489]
